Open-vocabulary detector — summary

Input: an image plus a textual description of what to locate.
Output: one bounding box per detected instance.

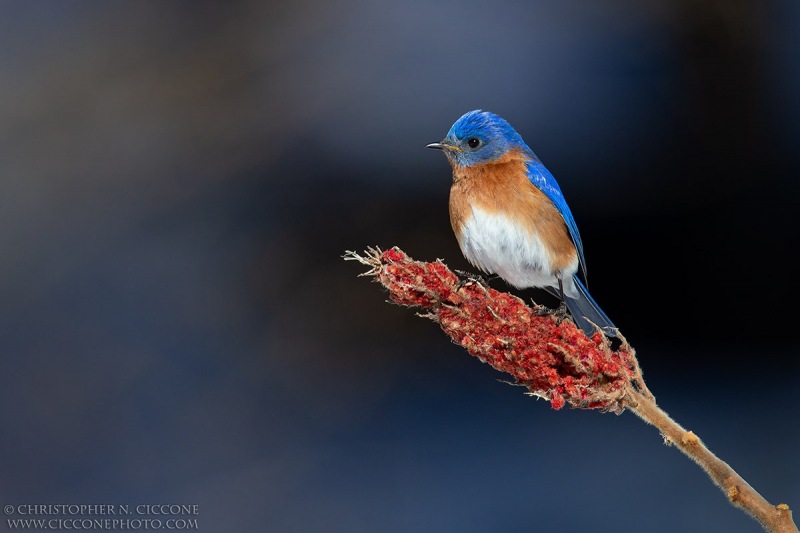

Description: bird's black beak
[426,141,460,152]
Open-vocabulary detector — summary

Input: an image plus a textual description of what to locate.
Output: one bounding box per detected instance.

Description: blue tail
[565,277,617,337]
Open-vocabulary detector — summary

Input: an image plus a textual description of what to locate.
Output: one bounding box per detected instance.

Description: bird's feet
[455,270,496,290]
[534,301,570,323]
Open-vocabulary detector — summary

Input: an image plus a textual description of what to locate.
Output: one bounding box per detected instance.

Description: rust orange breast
[448,148,577,274]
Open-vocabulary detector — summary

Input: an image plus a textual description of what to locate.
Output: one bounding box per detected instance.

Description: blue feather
[525,158,588,282]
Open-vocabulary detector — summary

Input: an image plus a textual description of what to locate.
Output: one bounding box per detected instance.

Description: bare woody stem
[623,389,797,533]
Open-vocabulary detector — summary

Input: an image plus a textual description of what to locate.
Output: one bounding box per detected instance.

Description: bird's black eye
[467,137,480,149]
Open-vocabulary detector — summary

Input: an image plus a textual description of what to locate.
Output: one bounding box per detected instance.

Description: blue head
[427,110,530,167]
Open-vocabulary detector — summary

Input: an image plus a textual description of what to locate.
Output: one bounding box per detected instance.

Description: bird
[427,110,616,336]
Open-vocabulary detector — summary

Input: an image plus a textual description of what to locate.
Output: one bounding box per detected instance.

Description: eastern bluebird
[427,110,616,336]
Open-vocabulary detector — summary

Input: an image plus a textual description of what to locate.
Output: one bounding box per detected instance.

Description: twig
[623,389,796,533]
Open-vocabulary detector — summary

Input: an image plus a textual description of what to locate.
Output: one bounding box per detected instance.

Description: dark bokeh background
[1,1,798,532]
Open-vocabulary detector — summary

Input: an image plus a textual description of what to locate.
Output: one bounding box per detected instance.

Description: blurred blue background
[1,1,798,531]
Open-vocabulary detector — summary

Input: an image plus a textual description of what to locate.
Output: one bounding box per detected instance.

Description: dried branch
[345,246,797,533]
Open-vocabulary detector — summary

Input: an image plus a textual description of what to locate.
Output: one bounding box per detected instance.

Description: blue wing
[525,157,588,281]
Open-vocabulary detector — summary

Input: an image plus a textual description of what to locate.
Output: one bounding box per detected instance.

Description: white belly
[458,206,578,295]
